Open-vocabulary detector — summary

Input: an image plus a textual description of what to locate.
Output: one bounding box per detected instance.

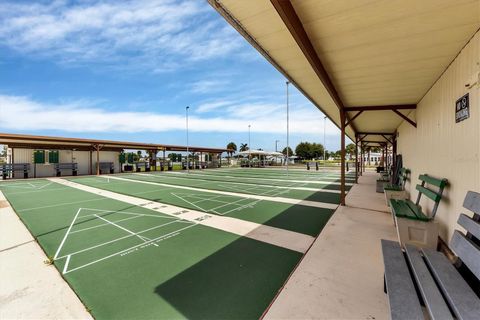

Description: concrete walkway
[0,191,91,320]
[264,171,397,320]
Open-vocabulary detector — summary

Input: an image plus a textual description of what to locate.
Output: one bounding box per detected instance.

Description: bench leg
[384,274,387,294]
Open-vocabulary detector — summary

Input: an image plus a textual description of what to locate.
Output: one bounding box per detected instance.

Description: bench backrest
[98,162,114,170]
[0,163,30,172]
[397,168,410,188]
[452,191,480,281]
[54,163,78,170]
[415,174,448,218]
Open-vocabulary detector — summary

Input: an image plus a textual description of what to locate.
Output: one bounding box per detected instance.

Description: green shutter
[119,153,126,164]
[34,150,45,164]
[49,151,59,163]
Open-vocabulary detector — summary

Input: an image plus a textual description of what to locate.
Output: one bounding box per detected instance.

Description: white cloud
[196,100,234,113]
[190,79,230,94]
[0,0,245,72]
[0,95,340,135]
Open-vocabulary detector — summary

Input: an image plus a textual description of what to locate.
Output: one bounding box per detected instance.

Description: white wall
[397,31,479,242]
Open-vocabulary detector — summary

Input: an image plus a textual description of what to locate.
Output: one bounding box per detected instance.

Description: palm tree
[239,143,248,152]
[226,142,237,165]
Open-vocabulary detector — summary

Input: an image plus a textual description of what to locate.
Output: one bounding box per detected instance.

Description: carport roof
[0,133,228,153]
[209,0,480,143]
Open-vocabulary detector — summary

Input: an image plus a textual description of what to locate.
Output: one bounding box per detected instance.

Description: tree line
[226,141,361,160]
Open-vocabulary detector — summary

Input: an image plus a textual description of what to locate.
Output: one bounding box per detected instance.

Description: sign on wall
[455,93,469,123]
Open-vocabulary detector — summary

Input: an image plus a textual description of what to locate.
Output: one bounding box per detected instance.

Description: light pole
[275,140,279,152]
[286,81,290,176]
[248,124,251,167]
[186,106,189,173]
[323,116,327,169]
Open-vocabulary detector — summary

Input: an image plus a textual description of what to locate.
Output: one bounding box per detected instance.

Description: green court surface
[0,179,301,319]
[142,169,356,191]
[0,168,349,319]
[69,176,335,237]
[116,172,344,203]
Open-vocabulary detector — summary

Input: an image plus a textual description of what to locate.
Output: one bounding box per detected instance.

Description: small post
[96,145,100,175]
[11,147,14,179]
[186,106,190,174]
[89,150,92,175]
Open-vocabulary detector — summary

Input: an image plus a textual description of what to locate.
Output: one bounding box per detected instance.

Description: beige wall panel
[72,151,90,175]
[397,32,480,242]
[12,148,32,164]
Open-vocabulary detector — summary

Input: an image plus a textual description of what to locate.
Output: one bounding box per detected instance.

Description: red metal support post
[355,134,358,183]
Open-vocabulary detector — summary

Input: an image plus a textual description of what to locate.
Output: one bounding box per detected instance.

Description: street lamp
[248,124,251,167]
[186,106,190,173]
[286,81,290,176]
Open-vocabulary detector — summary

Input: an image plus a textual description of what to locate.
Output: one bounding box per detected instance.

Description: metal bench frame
[0,163,30,179]
[382,191,480,320]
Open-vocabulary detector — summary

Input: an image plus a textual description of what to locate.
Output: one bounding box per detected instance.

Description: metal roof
[209,0,480,142]
[0,133,228,153]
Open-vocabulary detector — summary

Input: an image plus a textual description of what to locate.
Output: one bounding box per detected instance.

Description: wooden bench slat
[390,200,412,219]
[463,191,480,214]
[416,185,441,203]
[405,245,453,320]
[418,174,448,188]
[381,240,424,320]
[405,200,430,221]
[422,247,480,320]
[457,214,480,241]
[450,230,480,280]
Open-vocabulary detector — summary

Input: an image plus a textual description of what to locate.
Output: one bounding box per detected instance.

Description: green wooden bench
[384,168,410,191]
[389,174,448,221]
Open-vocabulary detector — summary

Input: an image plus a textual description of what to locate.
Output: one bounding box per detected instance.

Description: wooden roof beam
[270,0,357,133]
[344,104,416,111]
[356,132,395,136]
[393,109,417,128]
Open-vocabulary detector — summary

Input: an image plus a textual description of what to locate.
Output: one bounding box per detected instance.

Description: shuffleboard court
[192,167,357,181]
[68,175,336,237]
[160,170,355,191]
[121,172,343,203]
[0,179,304,319]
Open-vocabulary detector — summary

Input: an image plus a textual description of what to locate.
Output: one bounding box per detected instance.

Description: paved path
[264,171,397,319]
[0,191,92,320]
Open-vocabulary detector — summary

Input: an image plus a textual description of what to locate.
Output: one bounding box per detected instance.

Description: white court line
[63,224,196,274]
[171,192,261,216]
[63,255,71,274]
[134,173,342,194]
[56,219,186,260]
[94,214,153,243]
[54,208,81,259]
[163,171,354,186]
[170,193,211,213]
[49,178,316,254]
[71,214,143,234]
[37,181,54,190]
[202,168,356,179]
[110,176,338,210]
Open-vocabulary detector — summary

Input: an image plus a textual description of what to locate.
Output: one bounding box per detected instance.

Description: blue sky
[0,0,346,153]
